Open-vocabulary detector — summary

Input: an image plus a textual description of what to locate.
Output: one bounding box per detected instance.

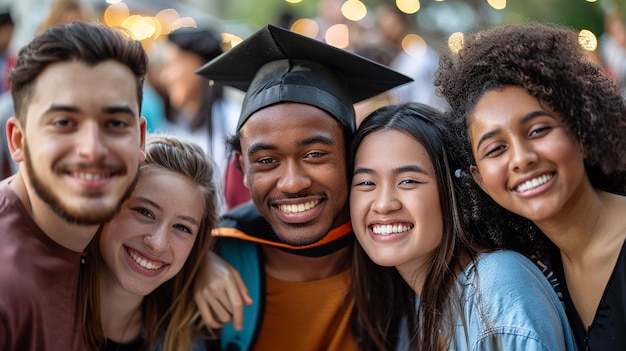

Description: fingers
[195,290,225,329]
[233,269,254,306]
[196,250,254,331]
[223,269,252,330]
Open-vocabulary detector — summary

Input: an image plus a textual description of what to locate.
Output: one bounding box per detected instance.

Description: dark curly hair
[434,22,626,256]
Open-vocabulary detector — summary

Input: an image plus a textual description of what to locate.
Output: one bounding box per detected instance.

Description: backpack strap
[219,238,262,351]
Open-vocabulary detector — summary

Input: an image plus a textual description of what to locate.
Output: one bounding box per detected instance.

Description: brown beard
[24,140,139,225]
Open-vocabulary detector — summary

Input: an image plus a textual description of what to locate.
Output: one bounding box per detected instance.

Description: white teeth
[515,174,553,193]
[129,251,162,270]
[76,172,107,180]
[371,224,412,235]
[278,200,320,213]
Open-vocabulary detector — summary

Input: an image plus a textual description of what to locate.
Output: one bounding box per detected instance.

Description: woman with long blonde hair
[82,135,219,350]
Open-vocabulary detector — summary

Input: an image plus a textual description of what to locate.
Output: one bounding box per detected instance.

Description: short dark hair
[9,22,148,122]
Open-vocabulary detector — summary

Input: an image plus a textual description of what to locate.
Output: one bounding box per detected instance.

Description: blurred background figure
[601,10,626,98]
[374,3,447,111]
[0,8,15,96]
[315,0,348,41]
[0,7,15,180]
[35,0,96,35]
[351,44,398,127]
[158,27,243,211]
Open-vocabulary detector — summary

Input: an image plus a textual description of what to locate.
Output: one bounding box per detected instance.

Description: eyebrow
[475,110,552,150]
[102,105,136,116]
[44,104,136,116]
[247,134,335,156]
[297,135,335,148]
[247,142,277,156]
[136,196,200,226]
[353,164,428,176]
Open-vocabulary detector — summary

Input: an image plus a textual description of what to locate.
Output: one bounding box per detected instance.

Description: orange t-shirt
[252,268,357,351]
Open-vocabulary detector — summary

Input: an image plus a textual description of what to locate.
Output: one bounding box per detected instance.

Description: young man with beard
[194,24,410,350]
[0,22,147,351]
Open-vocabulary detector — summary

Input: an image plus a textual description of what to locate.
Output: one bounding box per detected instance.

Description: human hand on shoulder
[194,250,253,331]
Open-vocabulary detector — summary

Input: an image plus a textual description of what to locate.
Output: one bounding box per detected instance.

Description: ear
[6,117,25,162]
[138,116,147,163]
[235,151,248,189]
[469,165,487,193]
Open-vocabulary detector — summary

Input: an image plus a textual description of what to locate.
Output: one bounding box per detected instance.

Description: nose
[509,140,538,172]
[371,185,401,214]
[77,121,107,161]
[276,160,312,194]
[144,227,170,253]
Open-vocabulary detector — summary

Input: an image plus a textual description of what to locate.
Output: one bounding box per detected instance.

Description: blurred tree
[505,0,605,34]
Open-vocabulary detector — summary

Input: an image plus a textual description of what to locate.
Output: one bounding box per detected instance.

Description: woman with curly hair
[436,22,626,351]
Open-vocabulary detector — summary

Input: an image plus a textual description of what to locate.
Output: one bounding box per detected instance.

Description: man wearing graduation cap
[195,24,411,351]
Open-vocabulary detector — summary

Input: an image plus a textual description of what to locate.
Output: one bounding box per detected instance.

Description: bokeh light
[325,24,350,49]
[487,0,506,10]
[402,34,427,58]
[129,17,156,41]
[578,29,598,51]
[448,32,464,54]
[104,2,129,28]
[155,9,180,35]
[221,32,243,51]
[291,18,320,38]
[341,0,367,22]
[396,0,421,14]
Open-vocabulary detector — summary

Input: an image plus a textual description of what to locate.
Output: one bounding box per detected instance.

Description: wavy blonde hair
[82,135,219,350]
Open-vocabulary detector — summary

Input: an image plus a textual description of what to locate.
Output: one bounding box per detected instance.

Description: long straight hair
[81,135,219,350]
[351,103,483,350]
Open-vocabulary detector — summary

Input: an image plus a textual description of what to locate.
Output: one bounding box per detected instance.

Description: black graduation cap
[195,24,412,132]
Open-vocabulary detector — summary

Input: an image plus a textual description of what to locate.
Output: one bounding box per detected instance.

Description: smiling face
[10,60,146,225]
[237,103,349,246]
[99,168,204,296]
[350,129,442,276]
[469,86,588,223]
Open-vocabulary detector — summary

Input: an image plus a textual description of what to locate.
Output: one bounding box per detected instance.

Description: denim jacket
[397,251,578,351]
